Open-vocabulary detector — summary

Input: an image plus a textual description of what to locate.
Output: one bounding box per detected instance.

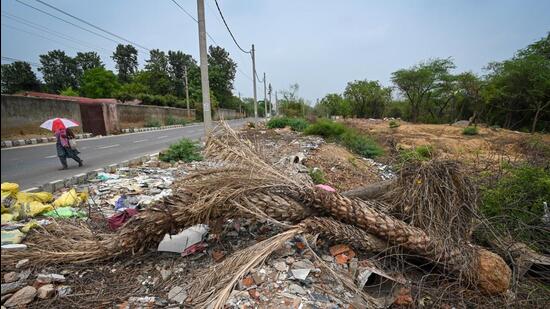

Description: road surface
[1,118,252,190]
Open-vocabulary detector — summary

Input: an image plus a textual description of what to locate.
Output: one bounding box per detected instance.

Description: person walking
[55,127,83,170]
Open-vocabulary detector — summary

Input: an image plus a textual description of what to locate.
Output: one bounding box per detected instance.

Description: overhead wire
[14,0,120,45]
[169,0,219,46]
[2,23,89,53]
[33,0,151,51]
[1,56,41,67]
[1,12,113,55]
[213,0,250,54]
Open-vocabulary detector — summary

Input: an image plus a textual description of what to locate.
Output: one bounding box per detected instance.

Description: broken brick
[394,287,413,306]
[241,276,254,287]
[212,250,225,263]
[329,244,351,256]
[335,254,350,265]
[248,288,260,300]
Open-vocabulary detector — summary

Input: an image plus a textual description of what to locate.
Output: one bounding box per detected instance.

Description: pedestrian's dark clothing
[55,128,82,168]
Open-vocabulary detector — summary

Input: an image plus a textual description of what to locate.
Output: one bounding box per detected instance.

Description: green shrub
[304,119,346,138]
[340,131,384,158]
[479,165,550,250]
[159,138,203,163]
[166,115,187,126]
[462,126,479,135]
[144,119,161,127]
[266,117,309,132]
[398,145,434,163]
[309,168,327,184]
[389,120,400,128]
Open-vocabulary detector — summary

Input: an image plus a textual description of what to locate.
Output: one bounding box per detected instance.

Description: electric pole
[263,72,267,119]
[184,66,190,119]
[274,92,278,116]
[238,92,242,117]
[268,83,272,117]
[251,44,258,123]
[197,0,212,133]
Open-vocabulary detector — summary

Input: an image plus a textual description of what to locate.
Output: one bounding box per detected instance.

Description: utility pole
[184,66,190,119]
[197,0,212,133]
[268,83,272,117]
[251,44,258,123]
[264,72,268,119]
[238,92,242,117]
[274,92,278,116]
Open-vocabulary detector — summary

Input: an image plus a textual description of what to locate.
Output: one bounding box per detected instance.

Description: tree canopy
[1,61,40,94]
[111,44,138,83]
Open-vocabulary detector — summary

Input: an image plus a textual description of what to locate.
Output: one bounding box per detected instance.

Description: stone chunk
[4,286,36,307]
[37,284,55,299]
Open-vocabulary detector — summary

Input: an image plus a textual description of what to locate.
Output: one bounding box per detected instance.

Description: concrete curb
[1,133,93,149]
[121,124,187,134]
[23,152,160,193]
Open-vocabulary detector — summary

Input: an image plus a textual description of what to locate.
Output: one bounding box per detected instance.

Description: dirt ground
[343,118,550,168]
[304,143,385,191]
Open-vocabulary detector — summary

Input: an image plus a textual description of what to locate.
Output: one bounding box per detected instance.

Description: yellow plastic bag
[1,191,11,203]
[32,192,54,203]
[20,220,39,233]
[15,192,54,204]
[11,201,53,219]
[1,213,14,224]
[1,182,19,194]
[53,189,81,208]
[15,192,35,203]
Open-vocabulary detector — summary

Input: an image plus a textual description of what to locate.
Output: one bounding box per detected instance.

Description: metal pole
[274,92,278,116]
[184,66,190,119]
[251,44,258,123]
[197,0,212,132]
[263,72,267,119]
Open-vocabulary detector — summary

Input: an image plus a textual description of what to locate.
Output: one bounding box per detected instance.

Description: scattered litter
[157,225,208,253]
[108,208,139,230]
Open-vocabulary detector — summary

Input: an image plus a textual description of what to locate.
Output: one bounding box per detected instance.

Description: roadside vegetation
[266,117,309,132]
[304,119,383,158]
[478,165,550,251]
[159,138,202,163]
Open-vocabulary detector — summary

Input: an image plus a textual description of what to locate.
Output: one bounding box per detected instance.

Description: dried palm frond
[382,160,478,242]
[189,228,302,308]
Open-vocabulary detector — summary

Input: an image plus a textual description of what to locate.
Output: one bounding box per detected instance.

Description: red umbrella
[40,118,80,132]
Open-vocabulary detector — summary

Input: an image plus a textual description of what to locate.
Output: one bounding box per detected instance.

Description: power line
[15,0,120,45]
[1,12,112,55]
[33,0,151,51]
[213,0,250,54]
[1,56,41,67]
[169,0,219,46]
[2,23,87,52]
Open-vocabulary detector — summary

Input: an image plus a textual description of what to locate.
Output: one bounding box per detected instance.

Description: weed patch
[159,138,203,163]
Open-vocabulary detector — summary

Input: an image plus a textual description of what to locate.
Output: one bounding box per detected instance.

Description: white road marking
[158,135,168,139]
[133,139,148,143]
[97,144,120,149]
[45,155,57,159]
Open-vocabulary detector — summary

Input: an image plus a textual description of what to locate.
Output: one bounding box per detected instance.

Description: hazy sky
[2,0,549,102]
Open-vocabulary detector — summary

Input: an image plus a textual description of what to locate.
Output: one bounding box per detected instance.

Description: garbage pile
[1,123,546,308]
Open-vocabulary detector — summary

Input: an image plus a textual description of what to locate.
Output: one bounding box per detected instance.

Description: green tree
[278,84,310,117]
[208,46,237,106]
[1,61,40,94]
[80,67,120,98]
[344,80,391,118]
[39,50,79,93]
[315,93,350,118]
[60,87,79,97]
[112,44,138,83]
[391,58,455,122]
[168,50,198,98]
[75,51,103,71]
[484,53,550,132]
[114,82,149,102]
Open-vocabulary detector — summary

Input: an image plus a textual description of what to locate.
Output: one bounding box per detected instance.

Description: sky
[1,0,549,103]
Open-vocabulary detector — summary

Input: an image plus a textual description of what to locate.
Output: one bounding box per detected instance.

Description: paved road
[1,118,252,190]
